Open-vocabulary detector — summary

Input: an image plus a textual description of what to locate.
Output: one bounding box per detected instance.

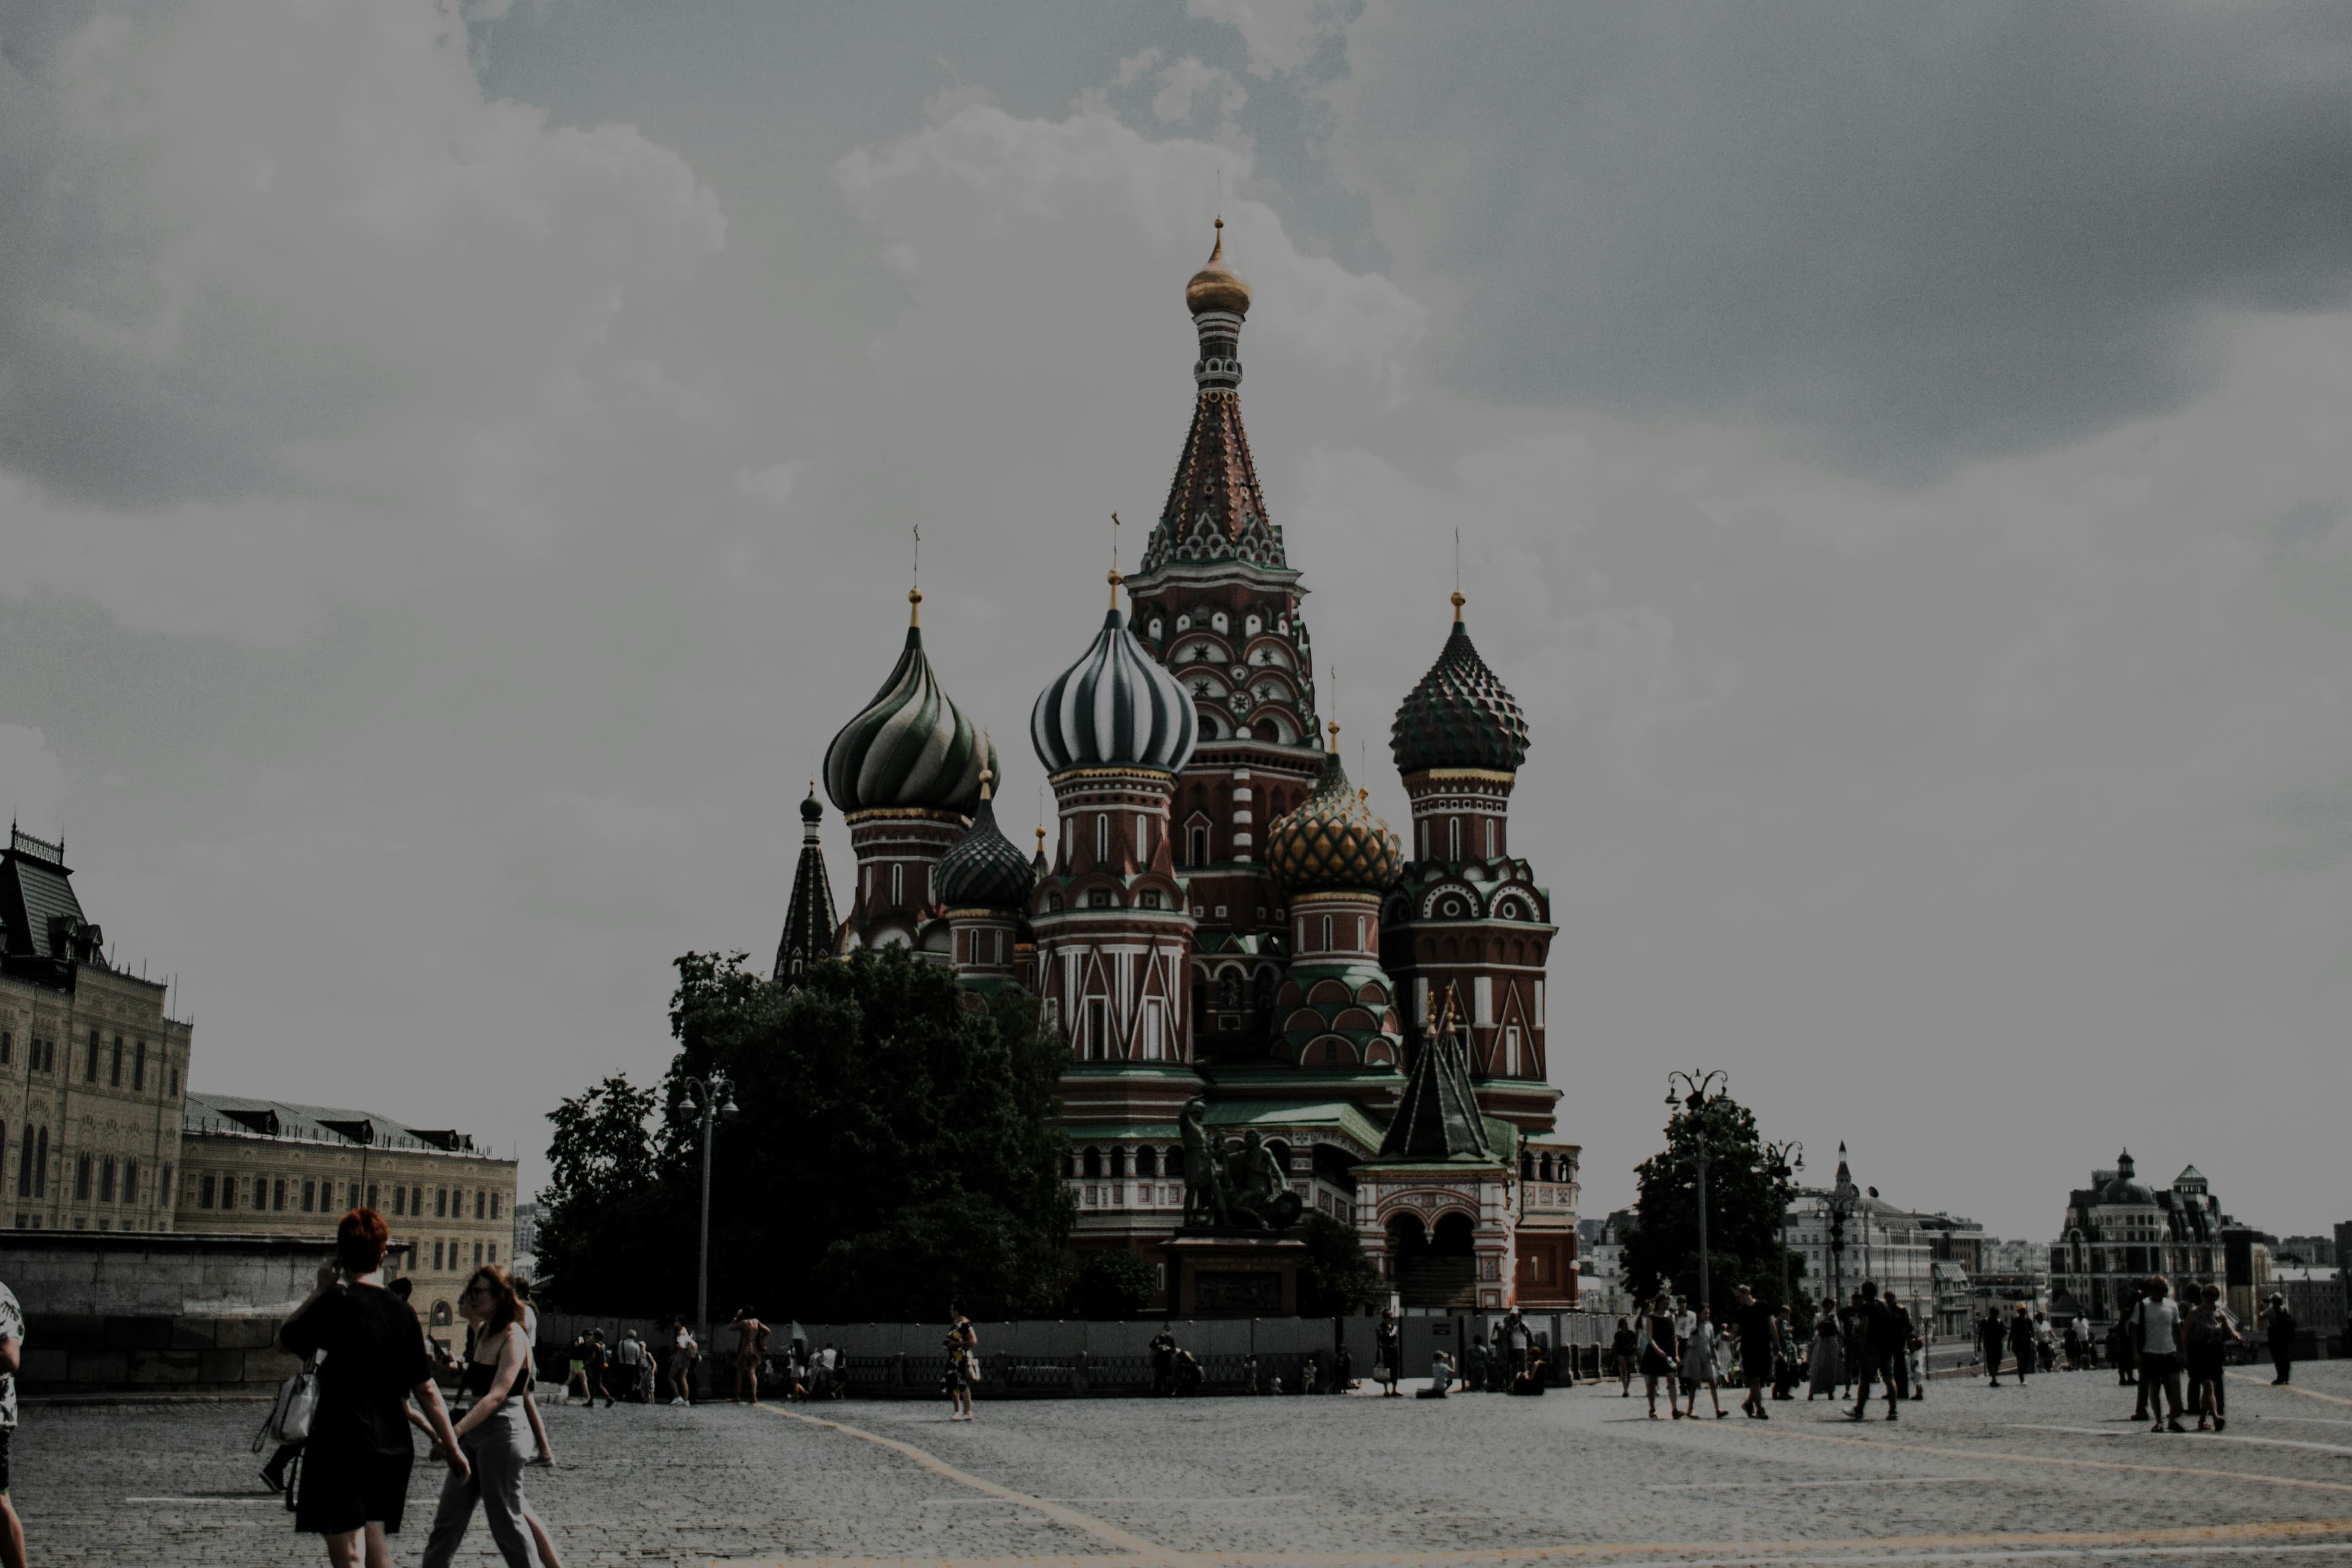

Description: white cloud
[1150,56,1246,127]
[1185,0,1345,78]
[0,0,723,635]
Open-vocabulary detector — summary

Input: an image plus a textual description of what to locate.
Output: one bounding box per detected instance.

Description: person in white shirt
[2130,1276,2187,1433]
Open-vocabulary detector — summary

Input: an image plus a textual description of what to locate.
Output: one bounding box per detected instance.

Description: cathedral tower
[823,588,998,951]
[1382,592,1561,1136]
[1261,726,1406,1071]
[937,763,1035,993]
[1118,221,1325,1057]
[773,784,839,987]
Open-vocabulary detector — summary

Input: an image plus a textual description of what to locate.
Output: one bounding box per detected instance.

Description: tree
[533,1075,659,1303]
[1067,1251,1158,1319]
[1620,1095,1804,1311]
[535,948,1072,1320]
[1296,1213,1384,1316]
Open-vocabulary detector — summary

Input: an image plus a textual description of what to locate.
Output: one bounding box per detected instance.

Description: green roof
[1202,1098,1386,1152]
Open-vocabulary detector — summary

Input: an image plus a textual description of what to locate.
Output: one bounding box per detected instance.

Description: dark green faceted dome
[1390,597,1529,776]
[937,790,1035,910]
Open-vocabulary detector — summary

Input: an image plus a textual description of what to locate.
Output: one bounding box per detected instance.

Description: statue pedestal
[1164,1232,1308,1316]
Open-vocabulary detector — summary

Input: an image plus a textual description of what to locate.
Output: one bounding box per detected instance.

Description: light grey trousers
[419,1401,535,1568]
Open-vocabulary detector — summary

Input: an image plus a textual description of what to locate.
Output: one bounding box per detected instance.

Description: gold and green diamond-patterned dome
[1266,731,1402,894]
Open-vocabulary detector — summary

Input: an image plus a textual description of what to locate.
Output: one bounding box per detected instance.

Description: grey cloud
[1318,1,2352,478]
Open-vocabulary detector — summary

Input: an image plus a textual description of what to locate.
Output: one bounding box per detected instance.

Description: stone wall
[1,1230,402,1395]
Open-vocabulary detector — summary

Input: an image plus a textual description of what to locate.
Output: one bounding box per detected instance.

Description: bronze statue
[1178,1102,1302,1232]
[1180,1099,1229,1227]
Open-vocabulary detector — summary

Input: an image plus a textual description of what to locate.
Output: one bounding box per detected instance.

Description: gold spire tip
[1107,567,1123,608]
[1325,718,1341,754]
[908,585,923,626]
[1450,589,1465,622]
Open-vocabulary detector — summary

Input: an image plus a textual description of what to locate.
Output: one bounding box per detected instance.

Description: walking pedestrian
[1773,1306,1800,1400]
[276,1209,469,1568]
[1638,1295,1677,1420]
[2260,1293,2297,1386]
[1847,1281,1901,1422]
[1979,1307,2007,1386]
[1906,1335,1927,1402]
[582,1332,611,1409]
[614,1330,646,1405]
[2108,1314,2135,1385]
[0,1270,27,1568]
[1731,1286,1776,1419]
[1150,1324,1178,1396]
[666,1319,698,1406]
[1680,1304,1727,1420]
[1887,1298,1915,1402]
[1375,1310,1403,1397]
[944,1308,978,1421]
[1806,1311,1842,1400]
[2008,1305,2035,1387]
[2130,1276,2187,1433]
[563,1334,589,1404]
[1840,1295,1866,1399]
[420,1267,555,1568]
[2186,1284,2241,1431]
[1611,1319,1637,1397]
[729,1310,767,1404]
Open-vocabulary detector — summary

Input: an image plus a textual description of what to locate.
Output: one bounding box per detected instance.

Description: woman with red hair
[277,1208,468,1568]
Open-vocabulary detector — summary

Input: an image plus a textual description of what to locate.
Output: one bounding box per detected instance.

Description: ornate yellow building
[175,1094,518,1343]
[0,827,193,1234]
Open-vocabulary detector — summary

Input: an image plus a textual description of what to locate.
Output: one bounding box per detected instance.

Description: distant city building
[176,1093,516,1344]
[1784,1147,1936,1330]
[2276,1234,2336,1268]
[2269,1265,2344,1340]
[0,826,194,1234]
[2050,1151,2237,1326]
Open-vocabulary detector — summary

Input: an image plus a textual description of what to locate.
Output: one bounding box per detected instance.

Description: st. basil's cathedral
[775,224,1580,1313]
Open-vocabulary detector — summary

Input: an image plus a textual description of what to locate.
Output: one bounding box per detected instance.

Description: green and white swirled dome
[824,589,998,815]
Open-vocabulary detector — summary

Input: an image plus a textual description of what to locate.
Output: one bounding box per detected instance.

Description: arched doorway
[1397,1210,1478,1308]
[1385,1211,1427,1285]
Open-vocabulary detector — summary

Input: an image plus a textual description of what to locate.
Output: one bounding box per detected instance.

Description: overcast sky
[4,1,2349,1241]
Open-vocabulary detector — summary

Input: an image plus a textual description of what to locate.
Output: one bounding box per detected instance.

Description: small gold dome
[1185,218,1253,317]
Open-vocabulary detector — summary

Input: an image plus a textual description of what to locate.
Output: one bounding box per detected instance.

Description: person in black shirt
[1150,1326,1178,1396]
[1847,1280,1901,1422]
[277,1209,467,1567]
[1637,1295,1678,1420]
[1730,1286,1777,1419]
[2261,1295,2297,1385]
[1979,1308,2007,1386]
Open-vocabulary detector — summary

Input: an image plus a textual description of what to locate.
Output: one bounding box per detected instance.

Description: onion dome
[799,782,823,823]
[824,589,998,814]
[937,767,1035,910]
[1390,592,1530,775]
[1184,218,1252,317]
[1267,726,1403,894]
[1031,575,1199,775]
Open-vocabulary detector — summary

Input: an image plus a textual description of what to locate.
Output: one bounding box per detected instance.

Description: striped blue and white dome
[1031,601,1199,776]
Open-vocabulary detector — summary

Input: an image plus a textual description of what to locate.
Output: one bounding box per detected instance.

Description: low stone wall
[0,1231,396,1395]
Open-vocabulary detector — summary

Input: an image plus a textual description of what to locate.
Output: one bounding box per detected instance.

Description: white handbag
[255,1355,322,1451]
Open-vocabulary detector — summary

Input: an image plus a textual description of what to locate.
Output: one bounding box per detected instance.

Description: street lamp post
[682,1074,740,1335]
[1664,1071,1728,1319]
[1764,1139,1804,1308]
[1826,1141,1860,1311]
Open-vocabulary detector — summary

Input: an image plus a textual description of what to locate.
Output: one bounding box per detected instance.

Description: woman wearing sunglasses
[420,1267,557,1567]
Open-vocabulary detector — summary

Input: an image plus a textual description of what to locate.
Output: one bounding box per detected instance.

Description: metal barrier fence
[528,1310,1626,1400]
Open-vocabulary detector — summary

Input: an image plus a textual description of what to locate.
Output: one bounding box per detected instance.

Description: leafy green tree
[1066,1251,1158,1319]
[533,1075,660,1302]
[537,948,1072,1319]
[1620,1095,1804,1311]
[1296,1213,1385,1316]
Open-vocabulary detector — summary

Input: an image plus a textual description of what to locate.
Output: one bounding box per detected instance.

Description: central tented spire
[1141,219,1283,572]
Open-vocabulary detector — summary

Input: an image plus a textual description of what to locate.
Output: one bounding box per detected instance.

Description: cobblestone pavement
[20,1363,2352,1566]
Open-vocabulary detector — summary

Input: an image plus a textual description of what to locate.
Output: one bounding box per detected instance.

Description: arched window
[1082,1147,1102,1178]
[1096,814,1109,864]
[1087,998,1108,1061]
[1448,818,1460,861]
[1485,819,1495,858]
[1218,971,1243,1011]
[1320,914,1332,951]
[432,1301,454,1327]
[891,864,904,907]
[1355,916,1365,951]
[1110,1148,1128,1179]
[32,1128,46,1199]
[1189,826,1208,865]
[1137,1147,1159,1178]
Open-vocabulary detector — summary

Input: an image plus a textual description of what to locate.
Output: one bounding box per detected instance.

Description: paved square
[20,1364,2352,1566]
